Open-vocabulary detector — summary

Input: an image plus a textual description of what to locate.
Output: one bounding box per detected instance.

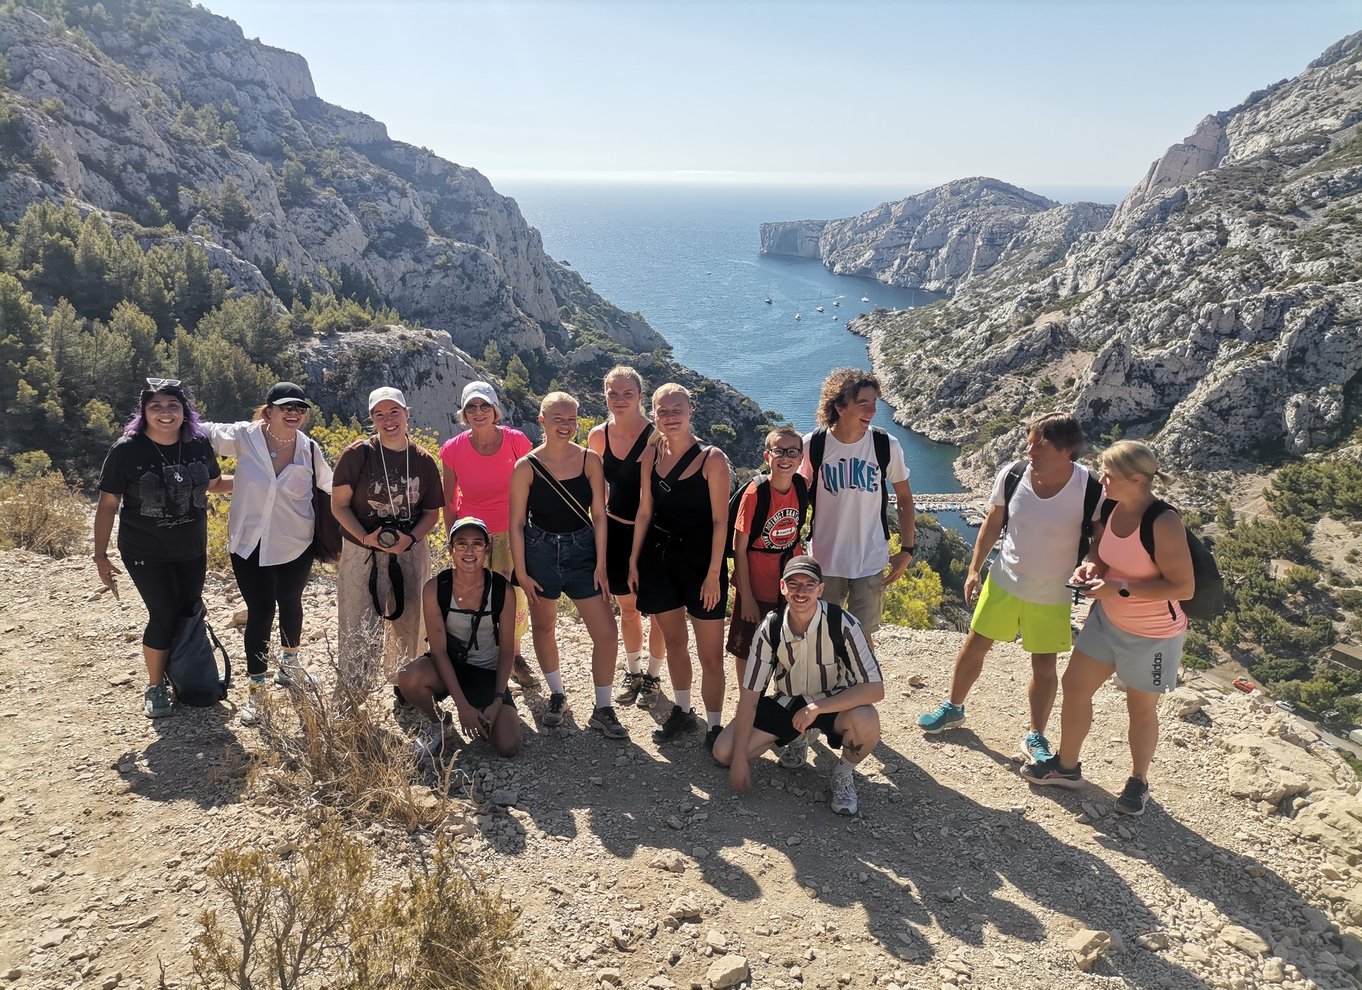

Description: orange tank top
[1101,523,1187,638]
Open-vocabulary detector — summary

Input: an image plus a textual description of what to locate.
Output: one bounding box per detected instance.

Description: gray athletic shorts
[1075,603,1184,694]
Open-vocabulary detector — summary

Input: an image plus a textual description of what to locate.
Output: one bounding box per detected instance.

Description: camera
[375,521,413,548]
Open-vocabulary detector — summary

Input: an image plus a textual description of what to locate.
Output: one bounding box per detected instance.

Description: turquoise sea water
[503,182,1124,521]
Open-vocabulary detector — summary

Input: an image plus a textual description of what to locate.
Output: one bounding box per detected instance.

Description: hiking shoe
[511,655,537,687]
[704,725,722,753]
[240,682,263,726]
[412,714,453,761]
[1021,730,1055,764]
[274,660,316,689]
[543,692,568,727]
[615,672,645,707]
[651,704,697,743]
[589,705,629,739]
[830,760,858,816]
[1115,776,1151,817]
[143,684,172,719]
[917,700,965,734]
[1020,756,1084,789]
[778,734,809,769]
[635,674,662,708]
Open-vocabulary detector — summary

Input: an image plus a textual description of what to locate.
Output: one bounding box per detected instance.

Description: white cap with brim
[460,380,502,415]
[368,386,408,412]
[448,516,491,543]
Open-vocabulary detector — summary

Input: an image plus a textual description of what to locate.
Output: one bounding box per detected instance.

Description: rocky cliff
[844,34,1362,484]
[760,178,1114,296]
[0,0,768,458]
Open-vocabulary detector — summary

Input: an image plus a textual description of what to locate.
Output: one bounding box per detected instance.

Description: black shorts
[605,516,636,596]
[725,590,779,661]
[754,695,844,749]
[635,527,727,621]
[433,660,515,711]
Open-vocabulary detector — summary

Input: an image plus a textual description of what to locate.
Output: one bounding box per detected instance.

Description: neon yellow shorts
[970,575,1072,654]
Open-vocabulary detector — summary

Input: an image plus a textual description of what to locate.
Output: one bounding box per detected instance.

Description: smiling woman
[92,379,230,718]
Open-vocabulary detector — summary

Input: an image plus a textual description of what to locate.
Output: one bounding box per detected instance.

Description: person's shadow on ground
[119,702,250,807]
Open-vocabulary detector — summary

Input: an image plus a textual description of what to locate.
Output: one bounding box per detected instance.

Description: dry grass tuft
[0,457,88,559]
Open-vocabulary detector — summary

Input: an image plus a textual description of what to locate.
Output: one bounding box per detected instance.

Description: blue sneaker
[1021,730,1054,763]
[917,701,965,734]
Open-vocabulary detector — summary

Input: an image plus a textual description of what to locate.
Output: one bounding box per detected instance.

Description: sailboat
[814,305,824,313]
[794,313,802,321]
[860,295,870,303]
[832,298,840,307]
[764,292,772,304]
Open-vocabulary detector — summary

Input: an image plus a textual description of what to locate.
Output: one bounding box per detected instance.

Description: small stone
[1136,931,1170,951]
[3,969,22,981]
[491,789,518,807]
[666,896,702,923]
[907,674,926,688]
[599,968,622,986]
[100,974,123,990]
[1067,928,1111,971]
[666,816,685,830]
[692,846,710,859]
[35,928,71,949]
[1219,925,1269,957]
[786,834,802,846]
[650,852,686,874]
[706,954,749,988]
[706,929,727,952]
[1261,958,1286,984]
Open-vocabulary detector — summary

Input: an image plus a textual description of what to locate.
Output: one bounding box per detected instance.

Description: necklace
[264,424,296,460]
[453,576,484,604]
[149,435,184,482]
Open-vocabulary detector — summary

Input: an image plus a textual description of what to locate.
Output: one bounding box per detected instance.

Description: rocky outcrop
[848,32,1362,481]
[760,178,1113,296]
[0,0,770,463]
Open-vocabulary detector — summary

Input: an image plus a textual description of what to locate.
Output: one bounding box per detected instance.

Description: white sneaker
[240,698,260,726]
[830,760,858,816]
[411,714,452,761]
[778,734,809,769]
[275,660,316,689]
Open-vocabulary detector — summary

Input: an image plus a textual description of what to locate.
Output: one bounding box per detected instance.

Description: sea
[502,181,1125,533]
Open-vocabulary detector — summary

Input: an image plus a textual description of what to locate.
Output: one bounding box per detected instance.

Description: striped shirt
[743,601,881,706]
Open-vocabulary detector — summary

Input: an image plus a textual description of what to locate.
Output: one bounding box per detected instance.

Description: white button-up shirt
[742,601,881,704]
[203,420,333,566]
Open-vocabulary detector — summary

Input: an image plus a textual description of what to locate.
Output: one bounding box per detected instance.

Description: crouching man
[712,555,883,815]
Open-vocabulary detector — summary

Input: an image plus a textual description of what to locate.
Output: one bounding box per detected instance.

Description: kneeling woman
[397,517,520,759]
[509,392,624,738]
[1023,441,1193,816]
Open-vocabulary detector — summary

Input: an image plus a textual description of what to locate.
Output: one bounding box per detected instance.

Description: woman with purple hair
[93,379,232,718]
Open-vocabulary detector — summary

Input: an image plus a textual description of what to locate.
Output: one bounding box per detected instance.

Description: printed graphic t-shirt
[734,480,804,603]
[332,438,443,545]
[98,434,220,560]
[439,428,532,534]
[987,461,1101,606]
[800,429,909,580]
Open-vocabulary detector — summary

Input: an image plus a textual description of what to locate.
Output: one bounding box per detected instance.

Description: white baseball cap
[368,386,408,412]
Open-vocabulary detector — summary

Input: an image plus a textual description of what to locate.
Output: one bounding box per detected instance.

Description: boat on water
[833,315,840,321]
[832,299,840,307]
[795,313,802,321]
[815,305,824,313]
[861,295,870,303]
[764,296,772,304]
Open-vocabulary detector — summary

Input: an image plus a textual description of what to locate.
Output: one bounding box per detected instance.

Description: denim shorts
[523,523,600,601]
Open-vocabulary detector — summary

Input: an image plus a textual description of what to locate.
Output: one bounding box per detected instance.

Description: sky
[201,0,1358,191]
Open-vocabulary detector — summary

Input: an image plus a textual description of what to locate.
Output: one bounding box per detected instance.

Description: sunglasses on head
[146,377,182,388]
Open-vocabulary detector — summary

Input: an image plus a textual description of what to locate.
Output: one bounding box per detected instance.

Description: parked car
[1350,729,1362,746]
[1232,677,1255,693]
[1275,700,1296,713]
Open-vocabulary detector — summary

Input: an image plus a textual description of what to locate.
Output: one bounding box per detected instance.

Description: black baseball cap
[266,381,310,406]
[782,555,824,583]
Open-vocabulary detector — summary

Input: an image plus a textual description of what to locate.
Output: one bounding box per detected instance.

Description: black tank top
[603,422,653,520]
[650,443,711,537]
[527,451,592,533]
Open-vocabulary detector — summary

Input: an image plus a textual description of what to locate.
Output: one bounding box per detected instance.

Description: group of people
[94,368,1191,818]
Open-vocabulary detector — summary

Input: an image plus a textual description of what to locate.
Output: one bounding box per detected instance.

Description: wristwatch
[1118,581,1131,598]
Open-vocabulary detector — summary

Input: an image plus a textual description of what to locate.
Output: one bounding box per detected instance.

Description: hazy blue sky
[204,0,1357,190]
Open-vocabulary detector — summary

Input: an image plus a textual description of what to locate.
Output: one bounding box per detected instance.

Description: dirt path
[1,549,1359,990]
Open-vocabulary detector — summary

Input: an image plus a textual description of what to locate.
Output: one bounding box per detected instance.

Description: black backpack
[434,568,507,654]
[765,601,852,668]
[165,600,231,706]
[725,473,810,562]
[1002,460,1104,567]
[1098,498,1225,621]
[807,426,894,540]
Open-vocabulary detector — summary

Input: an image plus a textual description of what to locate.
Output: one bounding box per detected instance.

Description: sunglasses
[766,446,803,459]
[464,401,495,413]
[145,377,182,388]
[277,402,309,413]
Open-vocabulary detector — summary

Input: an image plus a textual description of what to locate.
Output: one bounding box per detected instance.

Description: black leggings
[230,545,315,676]
[124,553,207,651]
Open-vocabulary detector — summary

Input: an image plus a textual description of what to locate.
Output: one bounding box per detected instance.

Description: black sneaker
[652,704,697,743]
[543,692,568,727]
[704,725,722,753]
[635,674,662,708]
[615,672,645,707]
[1020,756,1084,789]
[589,705,629,740]
[1115,776,1150,816]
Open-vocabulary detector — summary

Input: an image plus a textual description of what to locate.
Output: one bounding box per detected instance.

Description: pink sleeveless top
[1101,524,1187,638]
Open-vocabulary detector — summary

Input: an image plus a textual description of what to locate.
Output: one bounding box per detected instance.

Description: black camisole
[649,443,711,537]
[603,422,654,520]
[526,451,592,533]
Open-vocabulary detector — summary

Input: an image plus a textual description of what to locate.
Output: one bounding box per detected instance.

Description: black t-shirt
[98,434,220,560]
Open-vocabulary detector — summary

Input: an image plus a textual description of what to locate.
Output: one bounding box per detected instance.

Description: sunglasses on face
[767,446,802,459]
[277,403,309,413]
[464,402,494,413]
[146,377,182,388]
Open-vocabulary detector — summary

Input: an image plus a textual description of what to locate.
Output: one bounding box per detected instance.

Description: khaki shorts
[821,574,884,636]
[488,531,529,643]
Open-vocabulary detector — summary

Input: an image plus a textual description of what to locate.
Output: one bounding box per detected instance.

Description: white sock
[706,710,722,729]
[674,689,691,711]
[647,654,664,677]
[594,684,612,708]
[626,650,643,674]
[545,670,565,695]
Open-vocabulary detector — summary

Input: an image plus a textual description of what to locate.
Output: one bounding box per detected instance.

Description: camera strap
[368,549,405,622]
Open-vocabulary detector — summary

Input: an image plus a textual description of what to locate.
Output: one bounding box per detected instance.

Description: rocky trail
[1,548,1360,990]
